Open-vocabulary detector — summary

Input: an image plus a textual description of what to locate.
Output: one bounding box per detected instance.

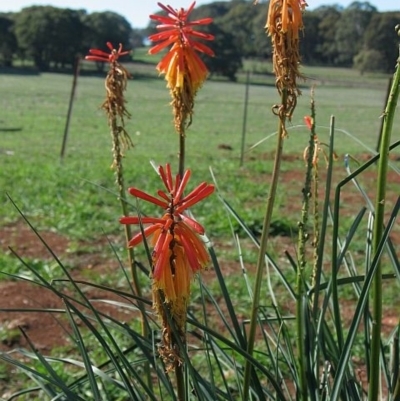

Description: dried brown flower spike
[266,0,307,122]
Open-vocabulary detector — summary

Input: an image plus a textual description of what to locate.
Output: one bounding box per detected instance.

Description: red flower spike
[85,42,130,64]
[304,115,313,130]
[153,232,173,280]
[148,1,214,92]
[120,163,214,303]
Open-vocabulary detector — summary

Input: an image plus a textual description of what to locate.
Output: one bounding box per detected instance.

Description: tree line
[188,0,400,78]
[0,6,141,70]
[0,1,399,78]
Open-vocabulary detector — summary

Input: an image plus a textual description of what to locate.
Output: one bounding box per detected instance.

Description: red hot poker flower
[120,164,214,304]
[148,2,214,93]
[304,115,313,130]
[85,42,130,63]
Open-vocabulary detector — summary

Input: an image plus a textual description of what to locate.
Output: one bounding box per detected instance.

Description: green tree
[191,1,232,21]
[14,6,84,70]
[334,2,377,66]
[219,1,259,58]
[83,11,132,71]
[49,8,85,68]
[0,13,18,67]
[314,5,342,65]
[202,22,243,81]
[131,28,144,49]
[251,2,272,59]
[353,49,386,73]
[299,11,322,64]
[154,2,243,81]
[357,12,400,73]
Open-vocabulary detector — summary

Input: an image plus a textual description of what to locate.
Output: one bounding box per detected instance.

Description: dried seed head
[266,0,307,120]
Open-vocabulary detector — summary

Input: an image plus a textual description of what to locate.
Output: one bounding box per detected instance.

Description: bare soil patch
[0,222,133,352]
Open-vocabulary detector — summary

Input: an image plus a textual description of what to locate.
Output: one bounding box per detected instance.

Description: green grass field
[0,64,397,232]
[1,63,399,240]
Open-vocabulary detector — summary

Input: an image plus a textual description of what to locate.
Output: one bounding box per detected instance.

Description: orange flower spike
[176,224,209,268]
[177,230,202,271]
[173,246,190,297]
[153,231,173,280]
[120,164,214,369]
[148,1,214,91]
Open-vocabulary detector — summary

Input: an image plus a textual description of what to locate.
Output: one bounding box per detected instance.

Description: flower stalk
[296,101,318,401]
[85,42,152,387]
[369,44,400,401]
[243,1,306,398]
[243,98,286,401]
[148,6,214,397]
[85,42,139,296]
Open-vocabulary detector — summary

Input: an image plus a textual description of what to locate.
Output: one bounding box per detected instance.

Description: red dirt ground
[0,223,133,352]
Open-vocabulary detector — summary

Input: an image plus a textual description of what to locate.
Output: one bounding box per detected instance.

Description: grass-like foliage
[1,3,400,401]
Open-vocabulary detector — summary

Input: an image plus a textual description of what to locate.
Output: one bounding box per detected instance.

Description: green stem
[110,113,152,390]
[243,91,287,401]
[178,131,186,179]
[175,361,186,401]
[331,116,344,354]
[312,116,335,317]
[296,99,317,401]
[368,48,400,401]
[110,115,141,299]
[175,120,186,399]
[392,323,400,401]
